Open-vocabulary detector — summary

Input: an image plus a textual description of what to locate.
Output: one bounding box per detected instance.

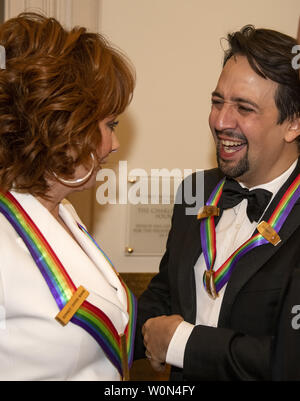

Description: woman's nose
[111,131,120,152]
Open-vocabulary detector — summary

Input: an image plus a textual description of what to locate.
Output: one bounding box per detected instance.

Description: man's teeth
[221,140,244,147]
[224,147,237,153]
[221,139,245,153]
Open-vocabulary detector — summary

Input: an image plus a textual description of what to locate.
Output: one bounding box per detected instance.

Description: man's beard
[216,143,250,178]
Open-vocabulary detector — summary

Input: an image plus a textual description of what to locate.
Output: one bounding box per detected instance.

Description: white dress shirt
[166,160,298,368]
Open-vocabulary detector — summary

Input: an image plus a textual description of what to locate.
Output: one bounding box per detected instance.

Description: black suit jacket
[134,158,300,381]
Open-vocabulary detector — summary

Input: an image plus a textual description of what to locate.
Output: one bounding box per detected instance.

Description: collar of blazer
[11,191,128,318]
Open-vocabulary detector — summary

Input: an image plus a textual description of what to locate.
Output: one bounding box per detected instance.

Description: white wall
[5,0,101,31]
[5,0,300,272]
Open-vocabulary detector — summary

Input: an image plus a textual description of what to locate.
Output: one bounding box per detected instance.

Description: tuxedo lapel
[177,169,224,323]
[177,214,202,323]
[218,159,300,327]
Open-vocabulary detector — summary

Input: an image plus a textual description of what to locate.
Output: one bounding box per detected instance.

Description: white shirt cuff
[165,321,194,368]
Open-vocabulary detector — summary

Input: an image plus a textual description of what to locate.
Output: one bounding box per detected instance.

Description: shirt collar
[232,159,298,218]
[239,159,298,199]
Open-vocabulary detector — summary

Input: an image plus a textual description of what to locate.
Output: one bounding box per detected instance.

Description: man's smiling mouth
[220,139,247,153]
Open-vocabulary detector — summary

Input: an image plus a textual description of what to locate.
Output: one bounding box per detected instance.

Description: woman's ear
[285,118,300,143]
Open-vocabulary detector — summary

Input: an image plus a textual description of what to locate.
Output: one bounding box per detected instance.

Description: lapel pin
[56,286,89,326]
[257,221,281,246]
[197,205,220,220]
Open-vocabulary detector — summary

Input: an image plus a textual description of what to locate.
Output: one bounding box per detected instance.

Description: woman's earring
[52,153,95,187]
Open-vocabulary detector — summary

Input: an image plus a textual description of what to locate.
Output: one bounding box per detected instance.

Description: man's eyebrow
[211,91,260,109]
[232,97,260,109]
[211,91,223,98]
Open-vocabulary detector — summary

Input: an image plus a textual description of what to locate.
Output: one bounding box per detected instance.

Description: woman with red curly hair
[0,12,135,381]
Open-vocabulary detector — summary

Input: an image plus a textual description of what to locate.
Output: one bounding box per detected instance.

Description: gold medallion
[203,270,218,300]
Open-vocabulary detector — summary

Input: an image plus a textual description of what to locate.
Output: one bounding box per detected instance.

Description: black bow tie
[221,178,272,223]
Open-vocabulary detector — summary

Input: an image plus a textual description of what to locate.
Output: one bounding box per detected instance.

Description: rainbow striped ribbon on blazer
[0,191,137,378]
[200,174,300,294]
[77,222,136,367]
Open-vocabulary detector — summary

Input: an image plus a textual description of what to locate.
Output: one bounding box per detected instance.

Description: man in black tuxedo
[134,24,300,380]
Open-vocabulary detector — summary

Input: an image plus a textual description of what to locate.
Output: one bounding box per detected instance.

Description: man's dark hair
[224,25,300,128]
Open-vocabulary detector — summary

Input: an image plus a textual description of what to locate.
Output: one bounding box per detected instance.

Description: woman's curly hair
[0,12,135,196]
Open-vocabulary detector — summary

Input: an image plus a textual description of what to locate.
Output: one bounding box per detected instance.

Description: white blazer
[0,191,129,381]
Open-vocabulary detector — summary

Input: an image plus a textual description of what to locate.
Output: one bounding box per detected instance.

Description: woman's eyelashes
[107,121,119,131]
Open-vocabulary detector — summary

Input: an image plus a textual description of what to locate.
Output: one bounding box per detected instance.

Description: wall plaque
[125,176,178,256]
[125,203,173,256]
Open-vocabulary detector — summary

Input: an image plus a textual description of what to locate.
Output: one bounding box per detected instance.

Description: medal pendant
[203,270,218,300]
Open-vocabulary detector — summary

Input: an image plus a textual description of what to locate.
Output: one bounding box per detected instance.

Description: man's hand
[142,314,183,372]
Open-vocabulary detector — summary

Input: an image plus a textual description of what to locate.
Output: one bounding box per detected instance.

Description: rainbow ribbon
[77,223,137,366]
[200,174,300,295]
[200,179,225,272]
[0,191,137,378]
